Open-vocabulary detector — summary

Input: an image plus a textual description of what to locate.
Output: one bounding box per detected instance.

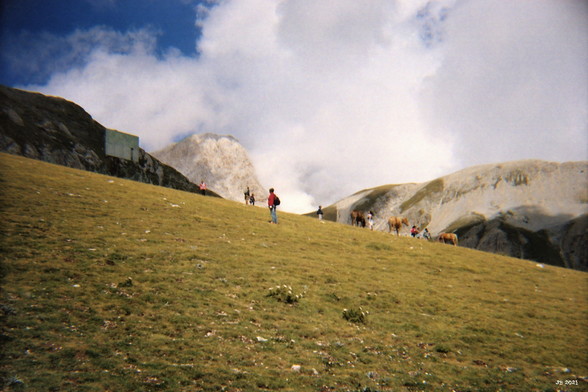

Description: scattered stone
[143,376,164,386]
[500,366,519,373]
[102,320,117,329]
[473,360,487,367]
[0,304,16,316]
[5,376,24,387]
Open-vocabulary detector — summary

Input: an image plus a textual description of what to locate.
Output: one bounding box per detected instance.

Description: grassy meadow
[1,152,587,392]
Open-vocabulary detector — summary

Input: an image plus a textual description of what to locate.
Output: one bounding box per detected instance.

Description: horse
[438,232,458,246]
[350,210,366,227]
[387,216,409,236]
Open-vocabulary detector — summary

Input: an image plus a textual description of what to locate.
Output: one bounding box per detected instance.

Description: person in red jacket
[267,188,278,224]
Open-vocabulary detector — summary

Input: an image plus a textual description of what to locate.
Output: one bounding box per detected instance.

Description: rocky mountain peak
[151,133,265,203]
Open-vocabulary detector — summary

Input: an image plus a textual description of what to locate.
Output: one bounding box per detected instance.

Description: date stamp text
[556,379,579,386]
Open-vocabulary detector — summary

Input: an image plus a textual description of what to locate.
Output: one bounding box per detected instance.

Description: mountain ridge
[325,159,588,270]
[0,85,221,196]
[1,85,585,270]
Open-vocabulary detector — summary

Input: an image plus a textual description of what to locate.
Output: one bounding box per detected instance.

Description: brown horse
[387,216,409,236]
[350,210,366,227]
[438,233,458,246]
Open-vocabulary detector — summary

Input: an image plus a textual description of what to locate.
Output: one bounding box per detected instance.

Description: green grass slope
[1,153,587,392]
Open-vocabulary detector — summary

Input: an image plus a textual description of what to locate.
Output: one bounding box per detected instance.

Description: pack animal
[350,210,366,227]
[387,217,409,236]
[438,232,458,246]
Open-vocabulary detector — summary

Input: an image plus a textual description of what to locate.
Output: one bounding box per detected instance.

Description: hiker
[423,228,432,240]
[267,188,278,224]
[249,193,255,206]
[367,211,375,231]
[410,225,419,238]
[244,186,250,205]
[199,180,207,196]
[317,206,323,220]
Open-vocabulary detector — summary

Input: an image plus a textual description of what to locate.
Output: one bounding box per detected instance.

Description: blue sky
[1,0,587,212]
[0,0,208,85]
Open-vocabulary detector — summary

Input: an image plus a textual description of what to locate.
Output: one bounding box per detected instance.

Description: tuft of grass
[1,153,587,391]
[342,307,369,324]
[266,284,305,304]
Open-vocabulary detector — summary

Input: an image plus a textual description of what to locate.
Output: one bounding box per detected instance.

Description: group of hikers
[243,186,256,206]
[411,225,432,240]
[244,186,278,224]
[201,183,435,239]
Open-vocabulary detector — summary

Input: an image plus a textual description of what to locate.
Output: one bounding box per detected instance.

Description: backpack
[274,195,281,206]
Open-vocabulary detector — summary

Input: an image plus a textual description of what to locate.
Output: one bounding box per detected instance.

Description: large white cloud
[420,0,588,167]
[24,0,588,213]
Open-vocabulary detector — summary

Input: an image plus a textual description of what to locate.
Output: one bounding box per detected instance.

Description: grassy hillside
[1,152,587,392]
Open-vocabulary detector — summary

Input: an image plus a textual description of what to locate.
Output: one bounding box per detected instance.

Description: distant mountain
[152,133,265,203]
[0,85,219,196]
[324,160,588,270]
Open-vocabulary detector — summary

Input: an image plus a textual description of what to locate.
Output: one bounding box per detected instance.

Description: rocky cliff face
[329,160,588,270]
[0,85,214,196]
[152,134,265,203]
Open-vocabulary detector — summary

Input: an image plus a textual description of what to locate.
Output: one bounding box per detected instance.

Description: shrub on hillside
[342,307,369,324]
[267,285,304,304]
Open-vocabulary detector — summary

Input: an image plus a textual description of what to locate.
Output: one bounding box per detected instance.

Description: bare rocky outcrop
[328,160,588,270]
[0,85,216,196]
[152,133,265,203]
